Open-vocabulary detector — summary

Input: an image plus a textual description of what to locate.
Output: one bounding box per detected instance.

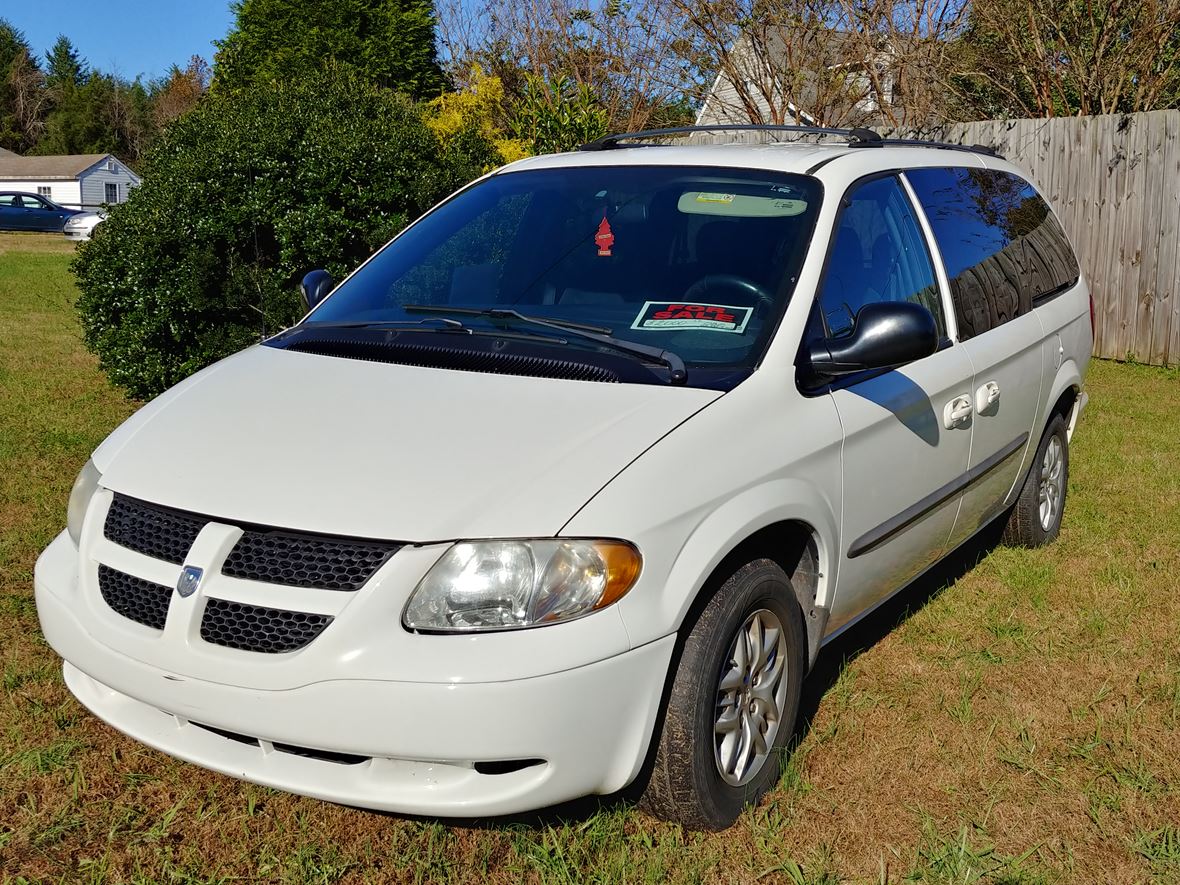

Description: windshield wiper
[295,315,569,347]
[303,317,470,331]
[403,305,688,385]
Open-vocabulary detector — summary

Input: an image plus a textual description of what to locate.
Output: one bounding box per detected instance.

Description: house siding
[79,159,140,210]
[0,180,82,207]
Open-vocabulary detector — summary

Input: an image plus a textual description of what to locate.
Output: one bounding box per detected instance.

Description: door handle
[975,381,1000,413]
[943,395,972,429]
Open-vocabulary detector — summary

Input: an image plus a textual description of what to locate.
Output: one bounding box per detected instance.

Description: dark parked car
[0,191,83,232]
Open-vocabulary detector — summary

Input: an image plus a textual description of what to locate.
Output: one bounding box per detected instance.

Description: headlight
[403,539,641,632]
[66,459,102,546]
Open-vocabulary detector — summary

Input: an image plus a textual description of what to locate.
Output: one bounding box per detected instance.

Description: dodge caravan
[35,127,1091,830]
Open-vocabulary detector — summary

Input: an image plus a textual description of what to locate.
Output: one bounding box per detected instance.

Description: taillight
[1089,293,1095,338]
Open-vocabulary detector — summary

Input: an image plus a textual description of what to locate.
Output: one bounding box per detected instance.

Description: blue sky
[3,1,236,83]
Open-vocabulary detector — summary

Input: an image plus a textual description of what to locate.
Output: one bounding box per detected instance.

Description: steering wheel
[683,274,776,311]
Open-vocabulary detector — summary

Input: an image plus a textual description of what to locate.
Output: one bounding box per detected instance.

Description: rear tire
[641,559,805,830]
[1003,413,1069,547]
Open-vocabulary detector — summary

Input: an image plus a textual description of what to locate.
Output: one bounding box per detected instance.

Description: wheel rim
[1038,435,1063,531]
[713,608,789,786]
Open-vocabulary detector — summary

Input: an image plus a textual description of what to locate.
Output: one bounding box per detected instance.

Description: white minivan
[36,127,1091,830]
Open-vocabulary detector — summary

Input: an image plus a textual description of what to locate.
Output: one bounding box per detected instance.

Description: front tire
[1003,413,1069,547]
[641,559,805,830]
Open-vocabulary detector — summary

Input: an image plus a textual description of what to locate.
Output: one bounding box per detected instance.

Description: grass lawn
[1,232,1178,884]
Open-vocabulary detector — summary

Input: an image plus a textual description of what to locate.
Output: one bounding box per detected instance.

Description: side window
[817,175,946,340]
[0,194,18,207]
[905,167,1080,340]
[990,171,1079,305]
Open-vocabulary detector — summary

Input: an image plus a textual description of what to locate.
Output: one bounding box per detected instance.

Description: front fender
[560,367,843,653]
[648,479,838,631]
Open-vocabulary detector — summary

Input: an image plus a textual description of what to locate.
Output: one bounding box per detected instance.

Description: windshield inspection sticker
[630,301,753,334]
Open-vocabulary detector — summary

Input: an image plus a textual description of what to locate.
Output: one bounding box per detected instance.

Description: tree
[44,34,86,92]
[72,69,498,398]
[948,0,1180,118]
[675,0,969,129]
[152,55,211,127]
[34,71,154,164]
[438,0,693,133]
[214,0,446,98]
[0,18,43,150]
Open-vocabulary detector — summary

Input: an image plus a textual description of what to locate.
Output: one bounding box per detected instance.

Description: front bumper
[36,531,674,816]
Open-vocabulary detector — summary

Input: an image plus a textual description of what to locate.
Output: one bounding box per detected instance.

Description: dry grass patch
[0,232,77,256]
[1,239,1177,884]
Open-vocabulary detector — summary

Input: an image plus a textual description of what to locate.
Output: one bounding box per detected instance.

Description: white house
[695,30,896,129]
[0,148,141,210]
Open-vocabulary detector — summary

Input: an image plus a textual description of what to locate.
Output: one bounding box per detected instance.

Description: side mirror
[806,301,938,380]
[300,269,335,313]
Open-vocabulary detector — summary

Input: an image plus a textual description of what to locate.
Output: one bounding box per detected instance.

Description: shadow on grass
[357,522,1007,832]
[796,519,1005,729]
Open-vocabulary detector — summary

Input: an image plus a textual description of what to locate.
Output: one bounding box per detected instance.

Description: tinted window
[308,166,823,376]
[906,167,1079,339]
[817,175,946,339]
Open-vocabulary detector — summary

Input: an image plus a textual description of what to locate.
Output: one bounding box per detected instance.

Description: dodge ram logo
[176,565,203,598]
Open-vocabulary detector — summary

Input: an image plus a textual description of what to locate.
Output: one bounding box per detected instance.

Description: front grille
[98,565,172,630]
[222,529,399,590]
[104,494,398,591]
[105,494,207,564]
[200,598,332,653]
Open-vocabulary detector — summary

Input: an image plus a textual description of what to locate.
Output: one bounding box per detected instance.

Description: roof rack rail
[578,124,999,157]
[579,124,864,151]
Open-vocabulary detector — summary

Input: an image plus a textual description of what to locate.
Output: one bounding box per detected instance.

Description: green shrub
[73,69,499,399]
[509,74,609,155]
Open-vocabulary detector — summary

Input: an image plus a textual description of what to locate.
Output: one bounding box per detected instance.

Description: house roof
[0,153,111,181]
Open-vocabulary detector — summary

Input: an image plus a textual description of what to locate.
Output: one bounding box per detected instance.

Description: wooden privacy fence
[931,112,1180,367]
[685,111,1180,365]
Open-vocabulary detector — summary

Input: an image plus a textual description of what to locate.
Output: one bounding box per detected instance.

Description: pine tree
[44,34,87,92]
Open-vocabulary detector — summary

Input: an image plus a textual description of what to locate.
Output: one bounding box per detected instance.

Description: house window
[107,159,116,172]
[105,182,119,203]
[37,186,52,198]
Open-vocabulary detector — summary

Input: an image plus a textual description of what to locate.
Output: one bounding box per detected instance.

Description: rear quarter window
[906,167,1079,339]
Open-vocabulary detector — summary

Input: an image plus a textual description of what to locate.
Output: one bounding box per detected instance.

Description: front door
[20,194,68,232]
[807,175,974,633]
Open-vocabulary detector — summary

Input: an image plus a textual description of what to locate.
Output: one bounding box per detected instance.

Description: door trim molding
[847,432,1029,559]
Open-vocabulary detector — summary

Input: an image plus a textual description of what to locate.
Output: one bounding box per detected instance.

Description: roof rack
[578,124,999,157]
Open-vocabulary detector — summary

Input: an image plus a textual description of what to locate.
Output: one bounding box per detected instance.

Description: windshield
[305,165,822,383]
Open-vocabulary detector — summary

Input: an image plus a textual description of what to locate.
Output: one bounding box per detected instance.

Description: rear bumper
[36,533,675,816]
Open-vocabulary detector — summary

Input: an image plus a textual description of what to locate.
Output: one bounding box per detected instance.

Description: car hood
[93,345,721,541]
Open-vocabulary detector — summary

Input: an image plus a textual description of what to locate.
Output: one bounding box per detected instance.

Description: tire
[641,559,805,830]
[1002,413,1069,547]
